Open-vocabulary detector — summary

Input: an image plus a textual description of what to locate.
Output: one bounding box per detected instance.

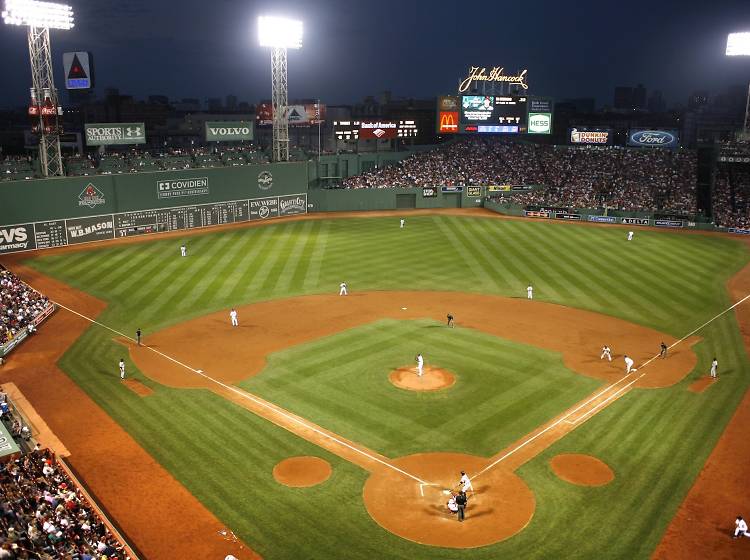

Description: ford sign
[627,129,679,148]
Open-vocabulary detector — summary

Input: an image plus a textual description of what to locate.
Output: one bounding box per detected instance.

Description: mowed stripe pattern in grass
[240,318,601,458]
[23,214,750,560]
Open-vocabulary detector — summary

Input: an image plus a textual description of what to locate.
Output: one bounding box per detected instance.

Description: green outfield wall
[307,186,484,212]
[0,163,308,225]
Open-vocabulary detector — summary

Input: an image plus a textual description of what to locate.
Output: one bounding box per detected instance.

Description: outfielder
[230,308,239,327]
[447,313,454,328]
[627,231,634,241]
[624,355,635,374]
[710,357,718,379]
[119,358,125,380]
[527,284,533,300]
[180,244,187,257]
[339,282,348,296]
[600,345,612,361]
[400,219,405,229]
[416,353,424,377]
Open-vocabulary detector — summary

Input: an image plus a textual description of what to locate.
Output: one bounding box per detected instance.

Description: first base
[401,307,407,310]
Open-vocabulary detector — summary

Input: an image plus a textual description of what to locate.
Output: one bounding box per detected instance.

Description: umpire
[455,490,468,522]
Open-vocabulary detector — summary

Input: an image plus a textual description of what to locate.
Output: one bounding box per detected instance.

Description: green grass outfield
[25,214,750,559]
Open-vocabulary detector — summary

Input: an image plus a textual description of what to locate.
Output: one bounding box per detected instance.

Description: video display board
[459,95,528,133]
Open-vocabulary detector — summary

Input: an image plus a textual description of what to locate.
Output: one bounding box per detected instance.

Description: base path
[654,256,750,559]
[0,260,260,560]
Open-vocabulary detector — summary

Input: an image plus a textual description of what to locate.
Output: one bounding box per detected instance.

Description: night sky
[1,0,749,108]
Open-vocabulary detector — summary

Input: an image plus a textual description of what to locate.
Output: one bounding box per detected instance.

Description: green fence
[307,186,484,212]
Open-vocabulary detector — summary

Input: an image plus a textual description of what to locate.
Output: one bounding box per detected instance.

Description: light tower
[258,16,303,162]
[3,0,74,177]
[726,32,750,139]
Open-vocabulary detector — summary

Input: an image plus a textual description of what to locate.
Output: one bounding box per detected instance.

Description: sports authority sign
[358,121,398,140]
[157,177,209,199]
[85,123,146,146]
[204,121,254,142]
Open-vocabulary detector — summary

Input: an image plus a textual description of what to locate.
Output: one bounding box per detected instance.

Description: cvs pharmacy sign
[0,224,36,253]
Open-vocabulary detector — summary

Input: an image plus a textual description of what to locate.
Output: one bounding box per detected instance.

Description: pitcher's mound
[273,456,332,488]
[550,454,614,486]
[363,452,535,548]
[389,366,455,391]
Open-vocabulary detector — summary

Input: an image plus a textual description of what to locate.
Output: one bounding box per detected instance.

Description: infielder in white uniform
[624,355,635,374]
[734,516,750,538]
[600,345,612,361]
[119,358,125,380]
[180,244,187,257]
[400,219,405,228]
[230,308,238,327]
[339,282,348,296]
[627,231,634,241]
[710,357,718,379]
[459,471,474,495]
[527,284,533,300]
[416,353,424,376]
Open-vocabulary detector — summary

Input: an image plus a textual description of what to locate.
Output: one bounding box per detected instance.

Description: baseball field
[3,208,750,559]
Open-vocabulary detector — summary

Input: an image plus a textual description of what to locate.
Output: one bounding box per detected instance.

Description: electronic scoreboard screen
[459,95,528,134]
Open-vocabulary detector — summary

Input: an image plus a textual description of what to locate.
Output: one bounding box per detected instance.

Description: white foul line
[52,301,429,486]
[473,292,750,480]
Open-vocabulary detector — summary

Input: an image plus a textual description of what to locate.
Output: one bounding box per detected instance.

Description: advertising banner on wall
[85,123,146,146]
[157,177,210,199]
[256,103,326,126]
[358,121,398,139]
[204,121,254,142]
[422,187,437,198]
[627,129,679,149]
[569,127,613,145]
[0,223,36,254]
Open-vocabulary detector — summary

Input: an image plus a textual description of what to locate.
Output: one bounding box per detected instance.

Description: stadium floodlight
[258,16,302,49]
[2,0,74,30]
[3,0,74,176]
[725,32,750,137]
[726,32,750,56]
[258,16,303,162]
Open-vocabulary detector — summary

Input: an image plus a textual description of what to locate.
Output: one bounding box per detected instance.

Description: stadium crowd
[340,138,698,214]
[712,167,750,229]
[0,267,51,345]
[0,448,129,559]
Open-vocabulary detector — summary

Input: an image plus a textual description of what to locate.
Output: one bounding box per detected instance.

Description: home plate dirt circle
[273,456,332,488]
[363,452,535,548]
[550,454,615,486]
[389,366,455,391]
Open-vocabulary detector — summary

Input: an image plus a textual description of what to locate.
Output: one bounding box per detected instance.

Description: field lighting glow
[2,0,74,29]
[726,32,750,56]
[258,16,303,49]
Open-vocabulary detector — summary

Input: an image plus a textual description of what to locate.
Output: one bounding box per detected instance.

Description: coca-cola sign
[627,129,679,148]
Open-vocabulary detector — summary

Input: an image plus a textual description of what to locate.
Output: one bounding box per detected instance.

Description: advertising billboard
[569,127,612,145]
[438,111,459,134]
[528,113,552,134]
[204,121,254,142]
[358,121,398,139]
[459,95,527,134]
[256,103,326,126]
[63,52,93,89]
[627,129,679,149]
[84,123,146,146]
